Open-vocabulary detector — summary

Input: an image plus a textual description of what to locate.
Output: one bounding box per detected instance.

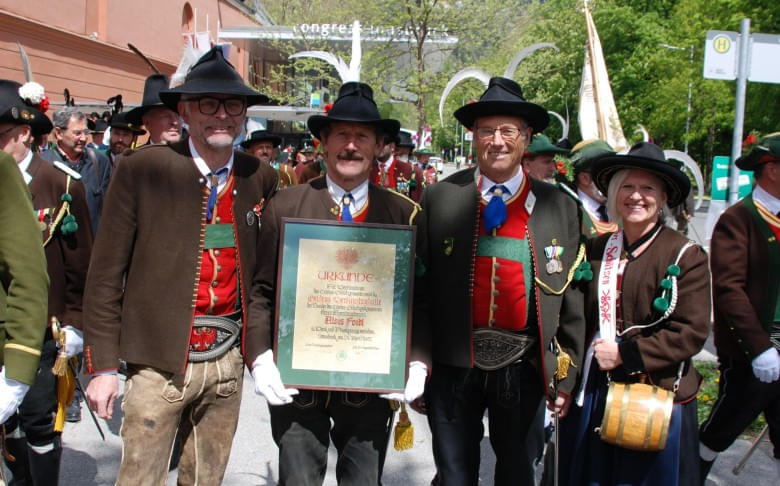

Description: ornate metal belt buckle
[473,327,536,371]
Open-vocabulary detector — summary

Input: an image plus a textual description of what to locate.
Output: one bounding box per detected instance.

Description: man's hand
[86,373,119,420]
[752,348,780,383]
[0,371,29,424]
[380,361,428,403]
[251,350,299,406]
[547,394,572,419]
[593,338,622,371]
[62,325,83,358]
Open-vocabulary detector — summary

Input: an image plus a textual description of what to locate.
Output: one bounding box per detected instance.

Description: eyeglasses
[185,96,246,116]
[68,129,91,137]
[475,126,523,141]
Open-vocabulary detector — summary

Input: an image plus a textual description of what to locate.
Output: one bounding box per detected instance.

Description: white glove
[62,325,83,358]
[751,348,780,383]
[380,361,428,403]
[0,368,30,424]
[251,350,299,406]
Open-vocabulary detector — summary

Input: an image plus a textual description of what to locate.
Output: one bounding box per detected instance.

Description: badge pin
[330,206,340,216]
[544,240,564,275]
[246,211,255,226]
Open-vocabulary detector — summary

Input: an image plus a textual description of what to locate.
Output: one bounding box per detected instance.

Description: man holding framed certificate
[247,81,430,485]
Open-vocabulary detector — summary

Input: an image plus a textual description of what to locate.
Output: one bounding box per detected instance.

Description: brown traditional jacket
[585,227,711,401]
[83,140,278,375]
[710,196,777,362]
[246,176,429,367]
[28,155,93,328]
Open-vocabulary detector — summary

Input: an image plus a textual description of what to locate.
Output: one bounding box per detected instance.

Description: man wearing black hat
[295,141,324,184]
[41,106,112,234]
[83,47,278,485]
[126,73,182,145]
[395,130,415,163]
[0,78,93,484]
[248,81,429,485]
[87,118,108,151]
[241,130,297,188]
[371,132,423,202]
[418,77,586,485]
[700,132,780,481]
[106,112,146,167]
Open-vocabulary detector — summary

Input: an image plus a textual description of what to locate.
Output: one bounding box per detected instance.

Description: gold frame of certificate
[274,218,416,392]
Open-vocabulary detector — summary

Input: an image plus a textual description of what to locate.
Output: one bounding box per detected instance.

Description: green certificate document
[275,219,415,392]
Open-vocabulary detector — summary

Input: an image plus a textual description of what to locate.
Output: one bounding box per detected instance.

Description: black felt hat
[307,82,400,140]
[125,74,171,125]
[240,130,281,149]
[453,77,549,133]
[87,119,108,133]
[0,80,53,136]
[159,47,268,113]
[395,131,415,148]
[591,141,691,208]
[109,111,146,135]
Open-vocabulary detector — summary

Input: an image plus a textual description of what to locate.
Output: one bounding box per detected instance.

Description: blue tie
[484,185,509,233]
[206,168,228,221]
[341,193,354,222]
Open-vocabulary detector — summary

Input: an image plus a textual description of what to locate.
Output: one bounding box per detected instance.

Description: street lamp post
[661,43,694,154]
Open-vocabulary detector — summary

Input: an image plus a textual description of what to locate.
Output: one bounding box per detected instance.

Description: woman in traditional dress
[558,142,711,485]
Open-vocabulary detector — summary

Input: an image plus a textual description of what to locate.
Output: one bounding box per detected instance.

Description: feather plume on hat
[170,36,211,89]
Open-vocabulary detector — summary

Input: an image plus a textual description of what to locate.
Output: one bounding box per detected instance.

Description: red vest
[194,177,238,317]
[472,178,532,330]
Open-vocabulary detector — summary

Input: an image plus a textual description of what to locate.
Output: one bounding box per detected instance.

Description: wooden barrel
[597,381,674,451]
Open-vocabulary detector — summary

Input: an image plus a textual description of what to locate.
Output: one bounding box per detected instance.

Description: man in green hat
[568,139,618,237]
[522,133,570,183]
[700,132,780,482]
[415,147,438,187]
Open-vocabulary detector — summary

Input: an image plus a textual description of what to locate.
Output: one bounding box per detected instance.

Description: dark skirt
[557,360,700,486]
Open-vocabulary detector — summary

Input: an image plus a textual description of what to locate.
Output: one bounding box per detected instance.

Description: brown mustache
[336,150,365,161]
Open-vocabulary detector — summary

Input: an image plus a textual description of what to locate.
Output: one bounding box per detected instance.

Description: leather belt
[473,327,537,371]
[188,310,242,362]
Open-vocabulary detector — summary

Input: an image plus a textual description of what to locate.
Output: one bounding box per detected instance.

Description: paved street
[50,165,776,484]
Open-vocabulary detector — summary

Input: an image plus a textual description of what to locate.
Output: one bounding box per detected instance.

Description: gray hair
[606,168,670,227]
[52,107,86,130]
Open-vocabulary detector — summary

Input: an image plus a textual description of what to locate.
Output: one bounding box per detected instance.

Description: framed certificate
[274,218,416,392]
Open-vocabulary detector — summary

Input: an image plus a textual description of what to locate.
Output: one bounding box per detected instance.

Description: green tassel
[660,278,672,290]
[582,269,594,282]
[61,193,72,203]
[652,297,669,313]
[573,268,583,281]
[61,214,78,235]
[667,264,680,277]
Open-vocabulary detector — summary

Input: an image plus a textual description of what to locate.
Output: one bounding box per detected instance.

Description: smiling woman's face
[615,169,668,229]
